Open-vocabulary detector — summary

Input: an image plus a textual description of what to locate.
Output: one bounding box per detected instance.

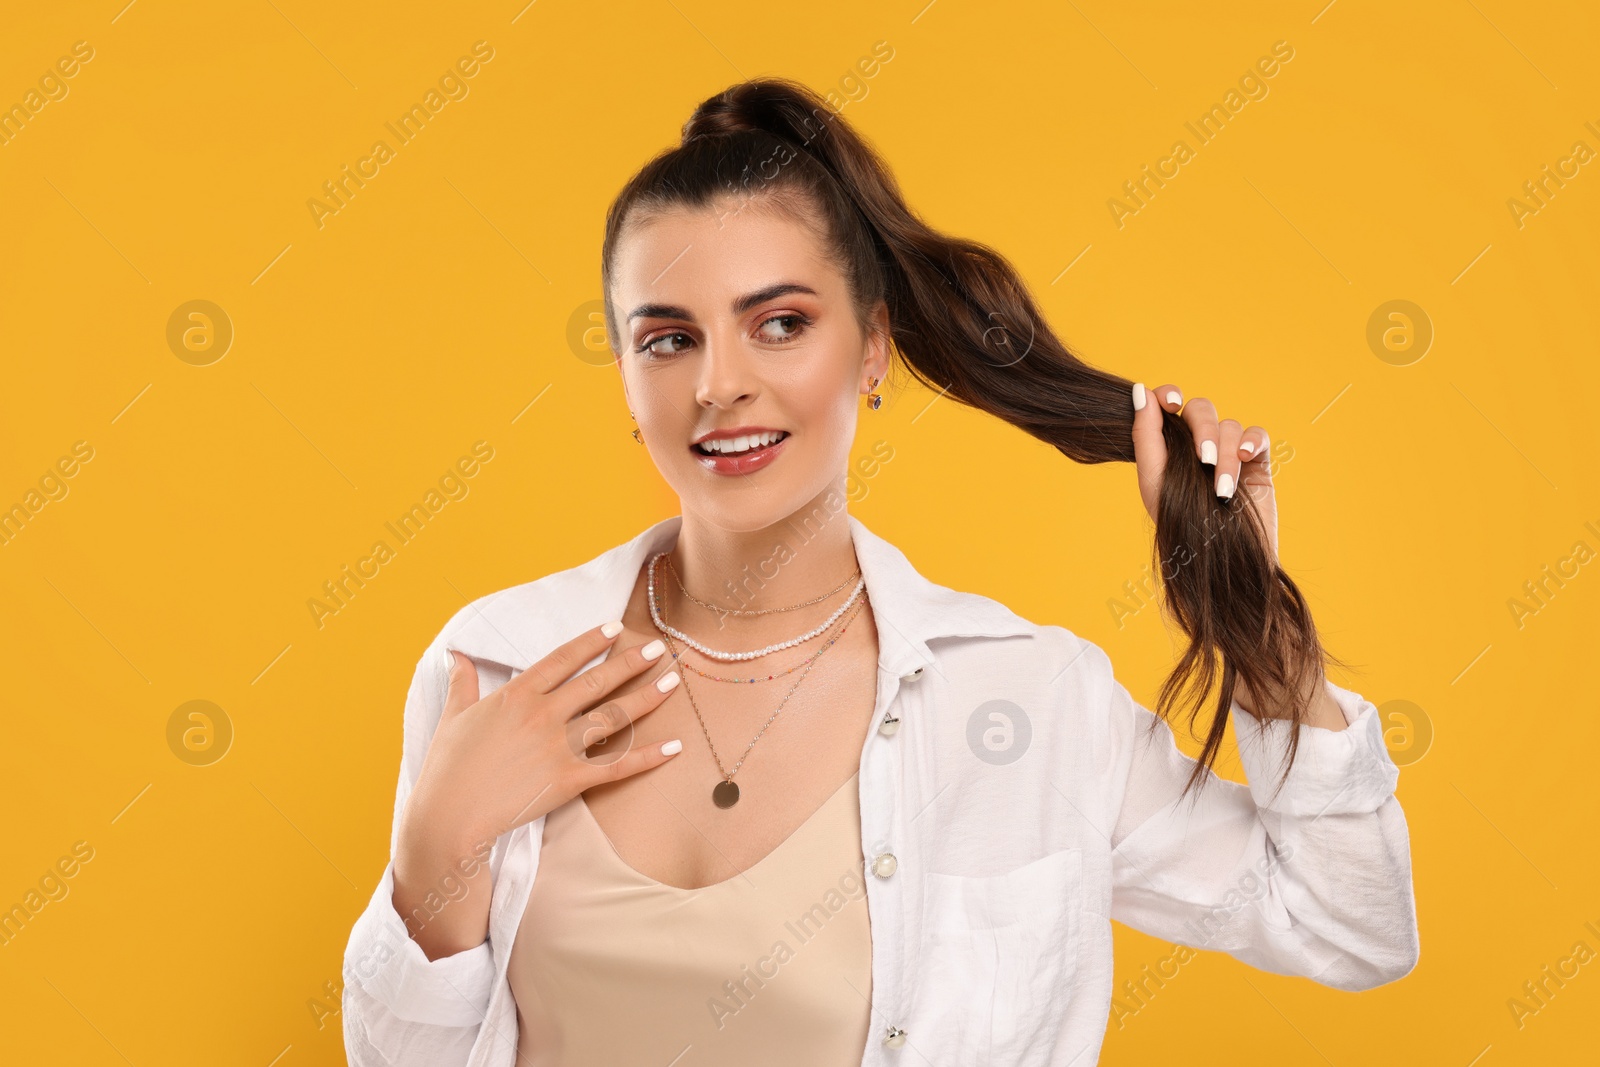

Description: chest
[578,622,880,890]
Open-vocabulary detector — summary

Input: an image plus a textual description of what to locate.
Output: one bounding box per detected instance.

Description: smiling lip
[691,429,790,476]
[690,425,785,446]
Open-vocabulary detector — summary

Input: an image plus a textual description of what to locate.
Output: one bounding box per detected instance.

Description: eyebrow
[627,282,819,323]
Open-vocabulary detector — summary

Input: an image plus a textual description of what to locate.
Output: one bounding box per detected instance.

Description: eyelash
[636,312,814,359]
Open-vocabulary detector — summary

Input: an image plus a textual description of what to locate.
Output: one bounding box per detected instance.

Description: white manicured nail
[641,639,665,660]
[1165,390,1181,406]
[1132,382,1146,411]
[1200,440,1217,465]
[656,671,680,692]
[660,739,683,756]
[601,620,624,638]
[1240,440,1257,455]
[1217,473,1235,499]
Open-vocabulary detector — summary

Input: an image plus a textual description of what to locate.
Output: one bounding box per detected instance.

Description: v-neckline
[573,771,860,893]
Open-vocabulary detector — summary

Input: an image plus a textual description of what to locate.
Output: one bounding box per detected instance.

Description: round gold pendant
[712,779,740,808]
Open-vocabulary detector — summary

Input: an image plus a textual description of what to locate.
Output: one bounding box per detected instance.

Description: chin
[669,475,814,532]
[657,430,853,532]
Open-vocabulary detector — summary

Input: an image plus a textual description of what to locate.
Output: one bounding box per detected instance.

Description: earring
[867,377,883,410]
[629,411,643,444]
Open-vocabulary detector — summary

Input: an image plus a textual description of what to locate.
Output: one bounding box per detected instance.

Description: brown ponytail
[601,77,1348,803]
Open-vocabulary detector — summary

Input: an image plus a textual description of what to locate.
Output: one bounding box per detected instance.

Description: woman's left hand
[1130,382,1279,566]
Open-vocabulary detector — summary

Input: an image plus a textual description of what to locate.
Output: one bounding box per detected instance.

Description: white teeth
[700,431,784,455]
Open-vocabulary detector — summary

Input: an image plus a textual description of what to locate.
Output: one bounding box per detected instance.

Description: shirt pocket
[914,847,1084,1064]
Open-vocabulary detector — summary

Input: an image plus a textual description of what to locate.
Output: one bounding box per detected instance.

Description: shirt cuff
[345,861,497,1027]
[1229,678,1400,818]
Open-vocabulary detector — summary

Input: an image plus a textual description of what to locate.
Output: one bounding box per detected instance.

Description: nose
[694,326,757,410]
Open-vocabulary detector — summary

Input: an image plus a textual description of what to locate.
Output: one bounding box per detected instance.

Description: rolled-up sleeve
[1102,646,1420,992]
[341,638,499,1063]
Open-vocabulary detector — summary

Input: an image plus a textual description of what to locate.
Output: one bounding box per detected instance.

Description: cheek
[628,365,693,422]
[766,349,858,419]
[788,377,862,459]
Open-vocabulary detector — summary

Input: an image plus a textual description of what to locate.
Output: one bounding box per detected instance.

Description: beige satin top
[506,771,873,1066]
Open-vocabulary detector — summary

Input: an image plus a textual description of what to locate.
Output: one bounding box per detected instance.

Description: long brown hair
[600,77,1347,802]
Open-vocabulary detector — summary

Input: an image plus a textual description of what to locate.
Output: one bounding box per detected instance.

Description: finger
[567,668,682,763]
[547,635,670,716]
[1180,396,1220,468]
[1237,425,1269,466]
[1130,382,1168,519]
[1215,419,1243,500]
[1237,426,1275,501]
[510,620,628,697]
[588,732,686,786]
[441,648,480,718]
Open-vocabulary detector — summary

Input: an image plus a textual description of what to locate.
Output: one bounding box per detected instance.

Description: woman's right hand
[392,622,682,959]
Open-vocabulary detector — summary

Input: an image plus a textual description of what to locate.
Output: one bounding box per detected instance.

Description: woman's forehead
[613,205,844,311]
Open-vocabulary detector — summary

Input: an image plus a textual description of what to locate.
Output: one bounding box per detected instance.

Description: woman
[341,78,1419,1066]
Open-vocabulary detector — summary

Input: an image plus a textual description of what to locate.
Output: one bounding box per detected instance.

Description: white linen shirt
[341,512,1419,1066]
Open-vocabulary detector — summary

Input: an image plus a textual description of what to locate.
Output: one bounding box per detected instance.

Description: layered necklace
[647,553,866,662]
[646,550,865,808]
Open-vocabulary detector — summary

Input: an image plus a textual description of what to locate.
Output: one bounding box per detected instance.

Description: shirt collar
[442,512,1034,679]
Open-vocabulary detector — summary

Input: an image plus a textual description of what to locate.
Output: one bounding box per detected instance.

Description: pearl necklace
[662,590,869,682]
[646,551,866,662]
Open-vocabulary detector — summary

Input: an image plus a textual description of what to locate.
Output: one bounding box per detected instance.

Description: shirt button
[878,712,900,736]
[872,851,898,878]
[900,666,924,682]
[884,1025,907,1048]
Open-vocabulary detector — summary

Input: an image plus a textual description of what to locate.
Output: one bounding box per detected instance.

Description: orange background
[2,1,1596,1063]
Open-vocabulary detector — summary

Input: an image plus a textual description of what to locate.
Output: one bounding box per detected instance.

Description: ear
[862,299,891,388]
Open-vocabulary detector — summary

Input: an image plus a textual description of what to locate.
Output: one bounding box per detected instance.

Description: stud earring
[867,377,883,410]
[629,411,643,444]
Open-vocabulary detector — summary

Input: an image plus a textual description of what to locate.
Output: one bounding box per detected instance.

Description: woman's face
[610,198,889,533]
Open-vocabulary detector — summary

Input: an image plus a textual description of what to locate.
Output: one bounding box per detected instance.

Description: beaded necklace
[646,551,865,661]
[658,587,869,683]
[657,572,864,808]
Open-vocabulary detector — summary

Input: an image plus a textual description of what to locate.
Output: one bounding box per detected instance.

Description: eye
[755,312,812,345]
[638,331,694,359]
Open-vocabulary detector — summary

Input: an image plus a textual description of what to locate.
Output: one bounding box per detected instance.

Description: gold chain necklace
[662,578,860,808]
[664,551,860,616]
[647,552,865,661]
[663,590,868,683]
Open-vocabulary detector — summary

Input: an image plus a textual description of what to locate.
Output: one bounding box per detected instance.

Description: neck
[665,481,859,635]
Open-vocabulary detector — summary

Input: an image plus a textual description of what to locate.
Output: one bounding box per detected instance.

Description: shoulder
[919,582,1116,695]
[424,525,653,670]
[912,588,1127,790]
